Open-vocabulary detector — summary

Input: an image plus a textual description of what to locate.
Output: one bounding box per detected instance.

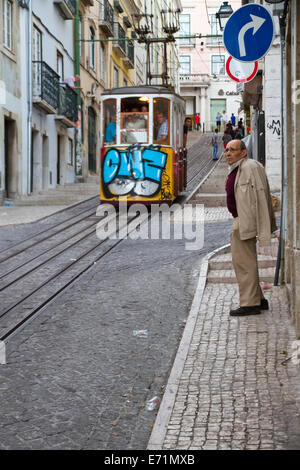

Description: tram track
[0,136,215,343]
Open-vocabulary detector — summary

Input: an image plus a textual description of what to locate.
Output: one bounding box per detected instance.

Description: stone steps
[207,239,278,285]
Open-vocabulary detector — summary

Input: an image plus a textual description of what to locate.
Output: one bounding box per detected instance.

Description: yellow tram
[100,86,186,204]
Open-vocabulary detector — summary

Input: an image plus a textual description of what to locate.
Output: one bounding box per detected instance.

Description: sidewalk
[148,157,300,451]
[0,181,99,226]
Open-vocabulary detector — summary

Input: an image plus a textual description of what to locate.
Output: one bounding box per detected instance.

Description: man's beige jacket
[234,158,277,246]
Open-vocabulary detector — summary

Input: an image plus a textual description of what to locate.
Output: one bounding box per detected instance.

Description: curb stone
[147,243,230,450]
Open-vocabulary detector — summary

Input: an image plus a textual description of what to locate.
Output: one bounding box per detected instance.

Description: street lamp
[160,8,181,38]
[132,8,181,87]
[132,13,153,40]
[216,1,233,31]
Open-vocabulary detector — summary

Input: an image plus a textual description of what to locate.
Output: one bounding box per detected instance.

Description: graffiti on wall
[102,145,168,198]
[267,119,281,136]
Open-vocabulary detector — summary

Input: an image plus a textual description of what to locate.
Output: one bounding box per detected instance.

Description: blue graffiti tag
[103,146,167,184]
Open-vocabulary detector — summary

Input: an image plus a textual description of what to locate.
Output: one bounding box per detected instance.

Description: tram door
[88,107,96,173]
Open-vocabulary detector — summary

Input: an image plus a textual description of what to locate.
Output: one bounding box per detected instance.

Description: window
[154,98,170,145]
[113,66,119,88]
[100,42,106,83]
[57,51,64,81]
[79,15,84,57]
[179,14,191,46]
[211,55,225,76]
[179,56,191,75]
[103,99,116,145]
[3,0,13,50]
[210,15,222,45]
[123,78,128,87]
[68,138,74,165]
[89,27,95,69]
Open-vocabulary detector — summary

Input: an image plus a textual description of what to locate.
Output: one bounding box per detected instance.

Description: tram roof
[101,85,184,100]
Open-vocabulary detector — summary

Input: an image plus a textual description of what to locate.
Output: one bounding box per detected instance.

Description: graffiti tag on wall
[102,145,168,198]
[267,119,281,136]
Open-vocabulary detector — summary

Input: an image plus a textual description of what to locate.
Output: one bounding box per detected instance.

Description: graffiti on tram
[102,145,168,198]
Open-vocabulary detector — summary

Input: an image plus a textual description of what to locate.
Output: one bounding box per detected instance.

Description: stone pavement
[148,205,300,449]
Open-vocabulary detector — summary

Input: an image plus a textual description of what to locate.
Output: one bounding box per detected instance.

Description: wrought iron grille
[100,0,114,30]
[58,84,77,122]
[32,61,59,110]
[64,0,76,15]
[114,22,126,54]
[127,40,134,65]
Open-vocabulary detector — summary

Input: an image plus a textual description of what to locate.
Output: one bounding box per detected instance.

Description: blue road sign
[223,4,274,62]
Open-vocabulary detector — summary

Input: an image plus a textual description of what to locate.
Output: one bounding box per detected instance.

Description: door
[57,135,61,184]
[4,119,9,198]
[210,99,226,131]
[88,107,97,173]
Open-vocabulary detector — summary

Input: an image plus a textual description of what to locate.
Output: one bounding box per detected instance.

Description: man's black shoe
[260,298,269,310]
[230,306,261,316]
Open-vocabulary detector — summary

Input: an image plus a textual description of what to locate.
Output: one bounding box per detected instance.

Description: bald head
[225,139,247,166]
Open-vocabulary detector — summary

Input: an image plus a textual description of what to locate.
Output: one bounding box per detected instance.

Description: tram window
[104,99,116,145]
[120,98,149,144]
[153,98,170,145]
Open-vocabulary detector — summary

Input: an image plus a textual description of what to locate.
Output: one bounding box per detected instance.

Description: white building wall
[263,17,282,193]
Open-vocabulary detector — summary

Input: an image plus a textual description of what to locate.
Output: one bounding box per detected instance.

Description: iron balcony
[99,0,114,37]
[32,61,60,113]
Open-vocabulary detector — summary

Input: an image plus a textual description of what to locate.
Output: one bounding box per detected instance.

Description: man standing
[183,117,192,149]
[211,128,218,160]
[156,112,168,144]
[194,113,201,131]
[231,113,236,126]
[222,110,228,130]
[225,140,277,316]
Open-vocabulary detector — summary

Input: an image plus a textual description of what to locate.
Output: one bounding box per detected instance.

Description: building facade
[178,0,242,132]
[0,0,23,203]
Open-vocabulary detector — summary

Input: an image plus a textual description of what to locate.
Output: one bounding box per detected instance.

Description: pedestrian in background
[238,118,245,137]
[212,128,219,160]
[225,140,277,316]
[183,117,192,149]
[231,113,236,126]
[194,113,201,131]
[222,110,228,130]
[216,112,221,131]
[222,127,232,149]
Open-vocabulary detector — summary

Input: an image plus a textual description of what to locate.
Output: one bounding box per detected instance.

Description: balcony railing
[99,0,114,36]
[54,0,76,19]
[32,61,59,113]
[113,22,126,56]
[57,84,77,126]
[122,40,134,68]
[180,73,210,86]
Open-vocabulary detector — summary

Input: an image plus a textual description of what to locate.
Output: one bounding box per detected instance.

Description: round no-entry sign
[226,56,258,83]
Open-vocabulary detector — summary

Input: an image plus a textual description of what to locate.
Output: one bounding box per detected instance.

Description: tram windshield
[121,98,149,144]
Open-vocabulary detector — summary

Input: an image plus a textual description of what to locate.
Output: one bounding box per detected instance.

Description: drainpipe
[74,0,82,177]
[27,0,32,195]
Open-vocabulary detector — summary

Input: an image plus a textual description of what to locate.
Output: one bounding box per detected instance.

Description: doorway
[57,135,61,184]
[210,99,226,131]
[88,107,97,173]
[4,118,15,198]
